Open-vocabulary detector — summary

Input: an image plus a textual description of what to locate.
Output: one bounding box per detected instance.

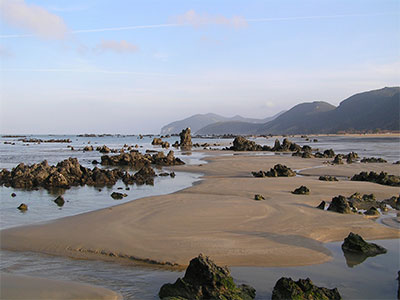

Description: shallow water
[0,239,398,299]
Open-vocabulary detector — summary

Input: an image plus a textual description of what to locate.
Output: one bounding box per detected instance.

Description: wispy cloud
[94,40,139,54]
[0,0,68,39]
[172,9,248,28]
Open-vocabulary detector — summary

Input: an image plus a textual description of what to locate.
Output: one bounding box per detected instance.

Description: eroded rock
[342,232,387,256]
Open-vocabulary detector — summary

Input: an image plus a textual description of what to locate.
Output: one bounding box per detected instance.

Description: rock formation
[327,195,351,214]
[179,128,193,148]
[341,232,387,256]
[351,171,400,186]
[292,186,310,195]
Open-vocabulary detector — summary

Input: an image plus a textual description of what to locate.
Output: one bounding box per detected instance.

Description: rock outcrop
[351,171,400,186]
[230,136,264,151]
[271,277,341,300]
[254,194,265,201]
[319,175,338,181]
[159,254,256,300]
[292,186,310,195]
[252,164,296,178]
[341,232,387,256]
[327,195,351,214]
[361,157,387,163]
[179,128,193,148]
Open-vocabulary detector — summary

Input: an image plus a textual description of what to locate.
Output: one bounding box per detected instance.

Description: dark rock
[110,192,127,200]
[342,232,387,256]
[292,186,310,195]
[83,145,94,151]
[364,207,380,216]
[319,175,338,181]
[159,172,170,176]
[11,193,16,197]
[231,136,263,151]
[271,277,341,300]
[132,165,156,185]
[97,145,111,153]
[179,128,192,148]
[158,254,256,300]
[351,171,400,186]
[170,172,176,178]
[316,201,326,210]
[254,194,265,201]
[301,151,314,158]
[92,160,99,165]
[327,195,351,214]
[18,203,28,211]
[265,164,296,177]
[382,195,400,210]
[53,195,65,207]
[332,155,343,164]
[152,138,163,145]
[323,149,335,158]
[397,271,400,300]
[251,171,266,178]
[361,157,387,163]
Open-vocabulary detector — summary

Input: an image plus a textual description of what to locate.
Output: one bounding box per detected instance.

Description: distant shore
[1,152,399,269]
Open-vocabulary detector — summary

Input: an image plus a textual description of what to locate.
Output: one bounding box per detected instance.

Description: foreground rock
[292,186,310,195]
[351,171,400,186]
[271,277,341,300]
[327,195,351,214]
[341,232,387,256]
[179,128,193,148]
[252,164,296,178]
[159,254,256,300]
[319,175,338,181]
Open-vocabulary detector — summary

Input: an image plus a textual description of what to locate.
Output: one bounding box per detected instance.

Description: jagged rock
[254,194,265,201]
[292,186,310,195]
[97,145,111,153]
[344,152,358,164]
[159,254,256,300]
[382,195,400,210]
[83,145,94,151]
[327,195,351,214]
[53,195,65,207]
[265,164,296,177]
[364,207,380,216]
[342,232,387,256]
[271,277,341,300]
[319,175,338,181]
[347,193,387,211]
[231,136,263,151]
[179,128,193,148]
[152,138,163,145]
[361,157,387,163]
[332,155,343,164]
[110,192,127,200]
[323,149,335,158]
[351,171,400,186]
[301,151,314,158]
[394,161,400,165]
[132,165,156,185]
[272,138,302,152]
[292,151,302,157]
[316,201,326,210]
[18,203,27,211]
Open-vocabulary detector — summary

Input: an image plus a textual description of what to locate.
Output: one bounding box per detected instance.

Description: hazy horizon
[1,0,399,134]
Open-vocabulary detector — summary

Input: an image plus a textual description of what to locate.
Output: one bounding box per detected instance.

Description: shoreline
[1,152,399,269]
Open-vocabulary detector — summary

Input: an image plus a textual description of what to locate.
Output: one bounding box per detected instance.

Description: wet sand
[0,272,122,299]
[1,154,399,268]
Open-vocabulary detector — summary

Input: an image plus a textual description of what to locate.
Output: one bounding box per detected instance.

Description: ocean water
[0,134,399,299]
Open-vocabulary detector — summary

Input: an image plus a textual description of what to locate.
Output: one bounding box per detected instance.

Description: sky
[0,0,399,134]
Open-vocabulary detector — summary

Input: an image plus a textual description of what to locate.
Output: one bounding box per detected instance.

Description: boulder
[83,145,94,151]
[271,277,341,300]
[351,171,400,187]
[323,149,335,158]
[17,203,28,211]
[179,128,192,148]
[53,195,65,207]
[292,186,310,195]
[152,138,163,145]
[319,175,338,181]
[327,195,351,214]
[341,232,387,256]
[97,145,111,153]
[265,164,296,177]
[231,136,263,151]
[364,207,380,216]
[159,254,256,300]
[254,194,265,201]
[110,192,127,200]
[332,155,343,164]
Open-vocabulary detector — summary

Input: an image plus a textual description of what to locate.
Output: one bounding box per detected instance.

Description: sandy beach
[0,272,122,299]
[1,153,399,269]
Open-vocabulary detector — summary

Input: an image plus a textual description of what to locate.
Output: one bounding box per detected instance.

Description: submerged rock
[319,175,338,182]
[110,192,127,200]
[159,254,256,300]
[341,232,387,256]
[292,186,310,195]
[17,203,28,211]
[327,195,351,214]
[351,171,400,187]
[53,195,65,207]
[271,277,341,300]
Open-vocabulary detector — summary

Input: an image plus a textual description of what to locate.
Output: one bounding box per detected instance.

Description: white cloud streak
[0,0,68,39]
[172,9,248,28]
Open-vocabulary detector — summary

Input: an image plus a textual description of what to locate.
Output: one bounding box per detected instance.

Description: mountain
[195,111,286,135]
[160,112,282,135]
[258,87,399,134]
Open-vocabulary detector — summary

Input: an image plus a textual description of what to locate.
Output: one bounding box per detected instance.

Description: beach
[1,153,399,270]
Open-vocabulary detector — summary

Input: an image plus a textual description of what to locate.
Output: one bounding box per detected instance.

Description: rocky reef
[271,277,341,300]
[351,171,400,186]
[159,254,256,300]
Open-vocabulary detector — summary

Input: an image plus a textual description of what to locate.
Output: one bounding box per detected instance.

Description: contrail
[0,12,397,39]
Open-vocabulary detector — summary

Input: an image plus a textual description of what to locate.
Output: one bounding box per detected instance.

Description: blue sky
[0,0,399,134]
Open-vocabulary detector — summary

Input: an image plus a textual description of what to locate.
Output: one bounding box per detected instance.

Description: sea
[0,134,399,299]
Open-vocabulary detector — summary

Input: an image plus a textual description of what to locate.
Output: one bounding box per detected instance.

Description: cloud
[172,9,248,29]
[0,0,68,39]
[94,40,139,54]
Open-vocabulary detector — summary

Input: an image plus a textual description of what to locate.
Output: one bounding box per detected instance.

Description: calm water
[0,134,399,299]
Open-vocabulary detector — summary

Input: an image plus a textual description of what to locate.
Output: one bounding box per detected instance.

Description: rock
[11,193,16,197]
[179,128,193,148]
[351,171,400,186]
[265,164,296,177]
[361,157,387,163]
[53,195,65,207]
[83,145,94,151]
[132,165,156,185]
[159,254,256,300]
[332,155,343,164]
[301,151,314,158]
[110,192,127,200]
[152,138,163,145]
[92,160,99,164]
[159,172,170,176]
[292,186,310,195]
[170,172,176,178]
[323,149,335,158]
[231,136,263,151]
[271,277,341,300]
[272,138,302,152]
[394,161,400,165]
[18,203,28,211]
[397,271,400,300]
[97,145,111,153]
[347,193,386,211]
[382,195,400,210]
[319,175,338,181]
[316,201,326,210]
[341,232,387,256]
[254,194,265,201]
[364,206,380,216]
[251,171,266,178]
[327,195,351,214]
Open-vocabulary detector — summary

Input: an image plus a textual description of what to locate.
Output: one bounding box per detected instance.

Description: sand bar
[1,154,399,268]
